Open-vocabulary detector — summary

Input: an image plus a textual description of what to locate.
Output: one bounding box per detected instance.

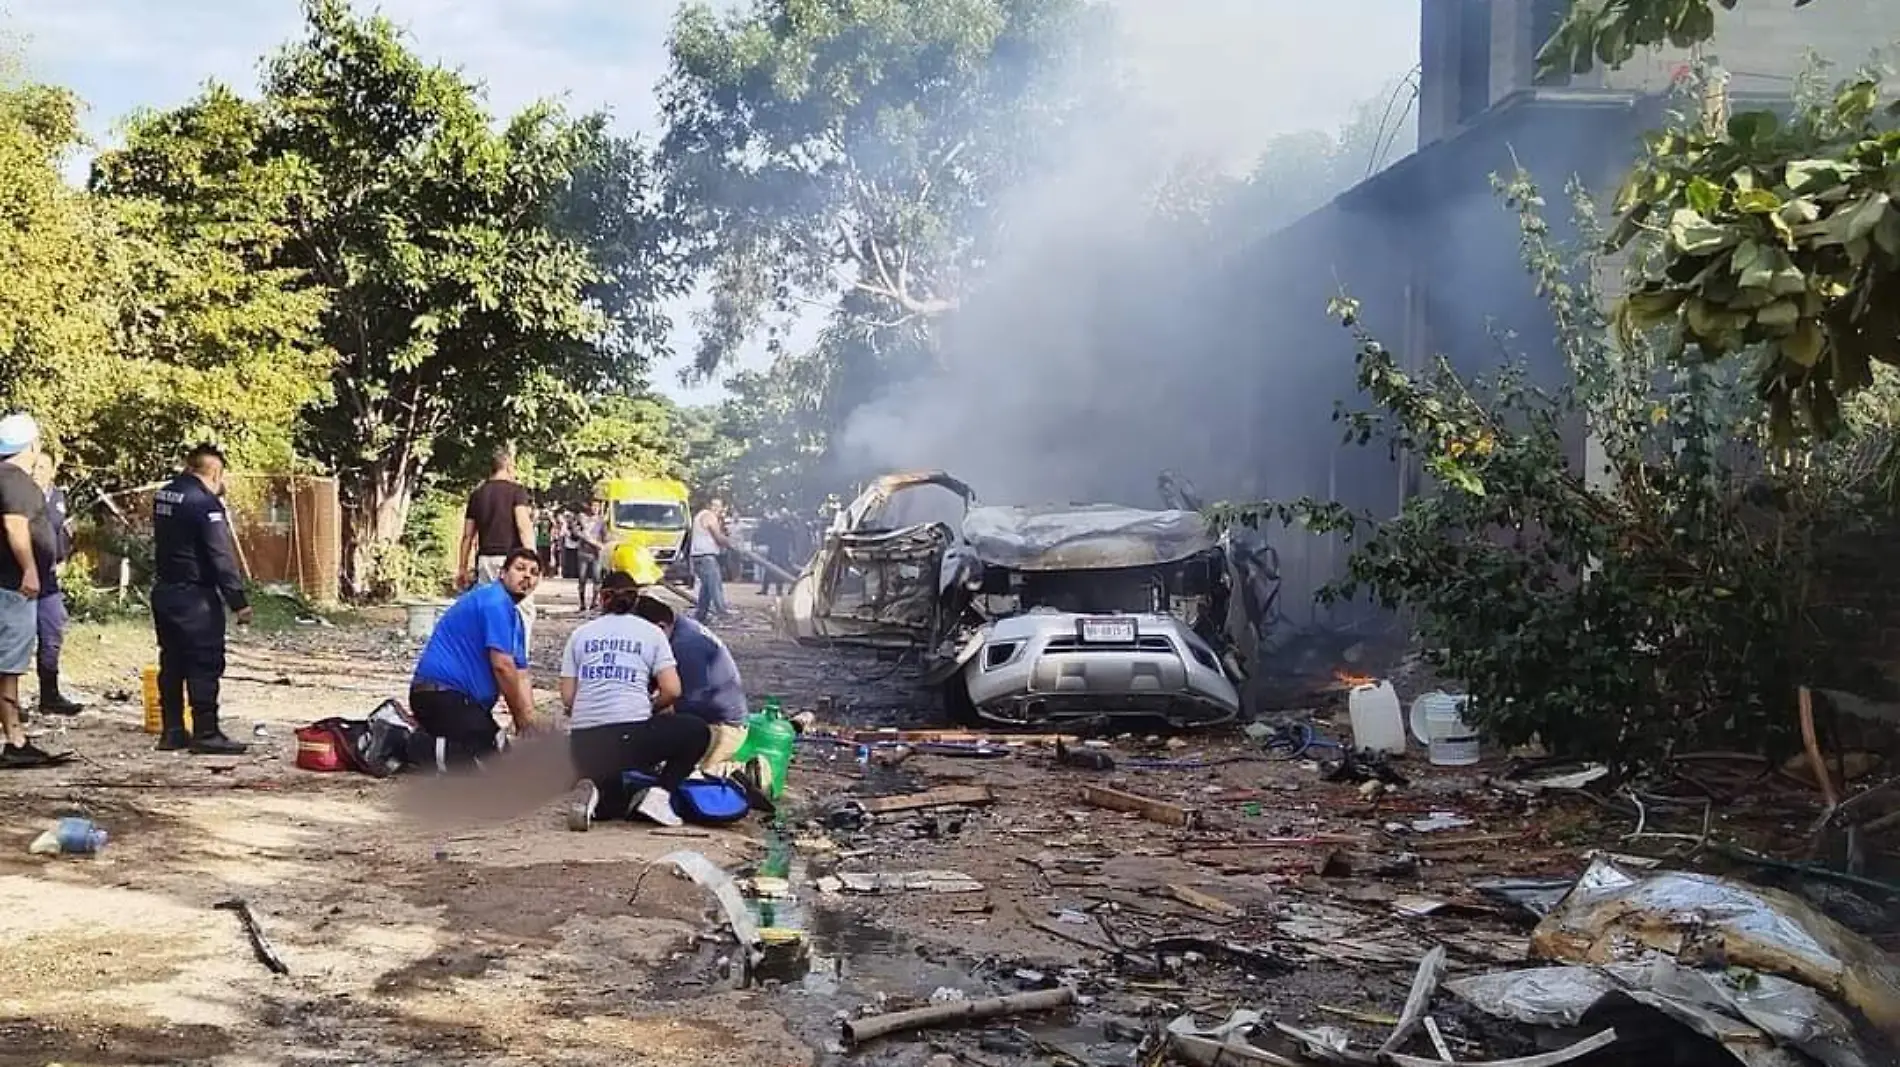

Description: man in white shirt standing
[560,571,709,830]
[688,497,731,623]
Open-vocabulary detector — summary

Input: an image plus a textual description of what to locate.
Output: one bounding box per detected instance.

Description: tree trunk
[340,452,424,601]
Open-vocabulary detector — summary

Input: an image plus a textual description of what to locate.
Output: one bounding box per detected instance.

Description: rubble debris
[638,851,762,958]
[1410,812,1476,833]
[1530,857,1900,1032]
[1384,1028,1616,1067]
[1379,944,1447,1056]
[1422,1016,1455,1061]
[1472,877,1575,920]
[1157,883,1244,919]
[1496,763,1611,793]
[853,785,994,814]
[1079,784,1201,828]
[1054,736,1115,771]
[1165,1009,1303,1067]
[1148,935,1293,975]
[837,870,984,894]
[1392,894,1449,918]
[1271,1022,1367,1065]
[753,928,811,985]
[1322,748,1409,787]
[841,985,1077,1045]
[215,897,289,976]
[1316,1005,1400,1027]
[1449,960,1878,1067]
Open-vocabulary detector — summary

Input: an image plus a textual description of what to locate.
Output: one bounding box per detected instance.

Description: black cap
[600,571,642,592]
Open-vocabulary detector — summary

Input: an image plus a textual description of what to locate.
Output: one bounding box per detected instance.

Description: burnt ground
[0,581,1866,1066]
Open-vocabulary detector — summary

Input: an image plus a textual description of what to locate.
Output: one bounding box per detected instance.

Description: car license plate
[1078,617,1137,644]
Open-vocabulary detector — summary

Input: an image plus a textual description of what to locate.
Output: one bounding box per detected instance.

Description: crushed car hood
[961,504,1216,572]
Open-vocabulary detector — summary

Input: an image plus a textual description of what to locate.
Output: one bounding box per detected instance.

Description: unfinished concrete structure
[1245,0,1900,622]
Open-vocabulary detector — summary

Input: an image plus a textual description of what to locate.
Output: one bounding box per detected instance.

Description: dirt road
[0,581,1624,1066]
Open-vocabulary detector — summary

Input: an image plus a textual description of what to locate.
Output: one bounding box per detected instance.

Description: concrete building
[1245,0,1900,622]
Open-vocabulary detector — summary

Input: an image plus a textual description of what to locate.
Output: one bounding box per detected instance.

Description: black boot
[37,671,83,716]
[188,710,248,755]
[191,733,248,755]
[157,729,191,751]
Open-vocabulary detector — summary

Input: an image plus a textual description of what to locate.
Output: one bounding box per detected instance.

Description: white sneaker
[635,787,683,828]
[566,780,599,832]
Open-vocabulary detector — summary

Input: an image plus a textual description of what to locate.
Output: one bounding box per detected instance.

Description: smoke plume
[832,0,1418,509]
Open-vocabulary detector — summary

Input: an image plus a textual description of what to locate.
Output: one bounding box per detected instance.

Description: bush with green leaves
[1543,4,1900,442]
[1215,171,1895,777]
[375,486,461,600]
[55,557,146,623]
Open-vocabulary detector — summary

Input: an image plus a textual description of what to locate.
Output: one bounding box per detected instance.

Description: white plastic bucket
[1411,691,1480,766]
[404,602,443,640]
[1347,680,1406,755]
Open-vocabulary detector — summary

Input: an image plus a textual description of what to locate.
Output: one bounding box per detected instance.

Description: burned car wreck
[780,472,1274,728]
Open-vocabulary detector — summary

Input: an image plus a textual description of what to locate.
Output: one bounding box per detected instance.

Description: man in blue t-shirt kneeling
[411,548,543,770]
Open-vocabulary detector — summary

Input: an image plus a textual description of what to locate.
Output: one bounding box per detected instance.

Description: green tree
[1219,87,1420,244]
[89,85,333,483]
[100,0,683,594]
[660,0,1104,377]
[1543,0,1898,440]
[0,84,122,455]
[515,392,681,503]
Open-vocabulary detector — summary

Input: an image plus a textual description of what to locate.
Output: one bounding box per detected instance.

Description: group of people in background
[536,501,607,591]
[0,418,814,820]
[2,411,256,767]
[0,413,84,768]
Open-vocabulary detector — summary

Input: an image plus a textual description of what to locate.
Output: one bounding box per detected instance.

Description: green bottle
[734,696,796,800]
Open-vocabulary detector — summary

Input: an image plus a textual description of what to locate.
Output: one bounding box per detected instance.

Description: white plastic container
[403,602,443,640]
[1412,691,1480,766]
[1347,680,1406,755]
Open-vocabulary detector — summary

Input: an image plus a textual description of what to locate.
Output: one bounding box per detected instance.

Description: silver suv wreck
[780,472,1265,728]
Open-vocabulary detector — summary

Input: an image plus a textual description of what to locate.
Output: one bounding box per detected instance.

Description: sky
[10,0,1420,405]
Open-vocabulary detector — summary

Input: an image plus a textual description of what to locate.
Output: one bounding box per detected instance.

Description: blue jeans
[692,555,727,620]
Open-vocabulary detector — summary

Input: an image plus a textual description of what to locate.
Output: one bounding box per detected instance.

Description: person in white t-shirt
[559,571,709,830]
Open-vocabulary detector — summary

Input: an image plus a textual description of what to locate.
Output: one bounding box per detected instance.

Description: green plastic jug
[734,697,796,800]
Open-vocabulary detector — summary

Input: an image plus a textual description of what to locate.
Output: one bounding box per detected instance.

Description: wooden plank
[855,784,994,814]
[1159,883,1245,919]
[1079,784,1201,829]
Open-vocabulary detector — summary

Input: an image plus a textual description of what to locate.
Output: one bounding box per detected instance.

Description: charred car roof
[960,503,1217,571]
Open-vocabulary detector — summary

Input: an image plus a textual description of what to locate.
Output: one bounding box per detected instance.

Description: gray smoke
[832,0,1417,508]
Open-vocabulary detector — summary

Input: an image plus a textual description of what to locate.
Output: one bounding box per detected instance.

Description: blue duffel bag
[619,770,752,825]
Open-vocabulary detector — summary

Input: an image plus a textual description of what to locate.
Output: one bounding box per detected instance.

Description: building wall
[1231,96,1644,627]
[1423,0,1896,149]
[1423,0,1584,145]
[1604,0,1900,95]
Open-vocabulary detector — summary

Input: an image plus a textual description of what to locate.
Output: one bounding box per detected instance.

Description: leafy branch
[1542,1,1898,441]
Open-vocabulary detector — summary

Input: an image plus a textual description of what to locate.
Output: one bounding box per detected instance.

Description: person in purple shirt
[632,596,749,772]
[30,453,81,717]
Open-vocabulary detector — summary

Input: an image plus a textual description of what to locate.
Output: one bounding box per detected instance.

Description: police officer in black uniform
[151,443,251,754]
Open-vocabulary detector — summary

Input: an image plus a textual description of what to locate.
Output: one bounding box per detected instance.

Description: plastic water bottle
[29,817,108,856]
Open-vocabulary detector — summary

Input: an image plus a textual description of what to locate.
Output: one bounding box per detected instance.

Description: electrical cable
[1365,64,1423,179]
